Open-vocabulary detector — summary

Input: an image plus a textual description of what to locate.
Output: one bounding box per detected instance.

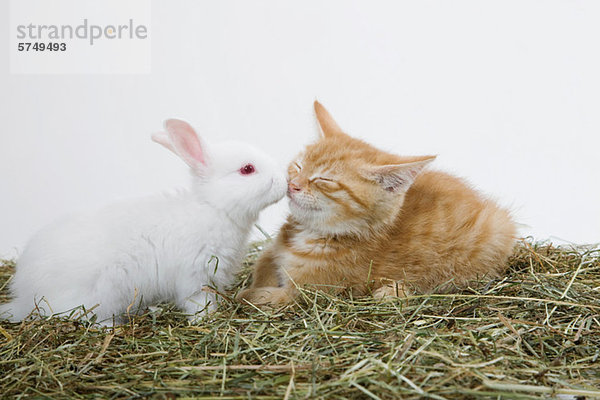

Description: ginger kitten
[238,102,516,305]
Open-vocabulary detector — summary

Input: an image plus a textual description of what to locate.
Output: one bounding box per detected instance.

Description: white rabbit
[0,119,287,325]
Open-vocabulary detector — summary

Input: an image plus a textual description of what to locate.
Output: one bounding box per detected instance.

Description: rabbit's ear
[151,131,176,153]
[163,119,208,170]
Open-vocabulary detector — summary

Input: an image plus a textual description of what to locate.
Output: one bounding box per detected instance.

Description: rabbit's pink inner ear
[165,119,207,167]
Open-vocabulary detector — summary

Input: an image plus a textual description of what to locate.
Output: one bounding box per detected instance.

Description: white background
[1,0,599,258]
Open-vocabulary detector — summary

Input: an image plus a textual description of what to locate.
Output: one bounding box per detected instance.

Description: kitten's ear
[363,156,436,193]
[314,101,344,138]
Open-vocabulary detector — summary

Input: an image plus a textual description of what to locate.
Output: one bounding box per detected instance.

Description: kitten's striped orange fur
[237,102,516,305]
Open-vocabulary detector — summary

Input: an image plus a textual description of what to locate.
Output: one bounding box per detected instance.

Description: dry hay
[0,239,599,399]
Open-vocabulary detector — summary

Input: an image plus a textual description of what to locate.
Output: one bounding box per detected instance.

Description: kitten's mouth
[287,192,321,211]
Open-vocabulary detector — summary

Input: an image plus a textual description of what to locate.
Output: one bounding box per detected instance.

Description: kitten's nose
[288,178,303,192]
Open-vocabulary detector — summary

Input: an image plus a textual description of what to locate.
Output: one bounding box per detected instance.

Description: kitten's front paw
[237,287,293,307]
[373,282,409,299]
[235,288,257,303]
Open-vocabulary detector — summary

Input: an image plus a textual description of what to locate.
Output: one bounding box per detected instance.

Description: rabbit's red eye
[240,164,255,175]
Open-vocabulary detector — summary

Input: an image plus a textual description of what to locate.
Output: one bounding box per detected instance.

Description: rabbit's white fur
[0,119,286,325]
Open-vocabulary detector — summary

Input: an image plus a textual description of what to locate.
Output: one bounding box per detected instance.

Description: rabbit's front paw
[181,291,218,323]
[237,287,293,307]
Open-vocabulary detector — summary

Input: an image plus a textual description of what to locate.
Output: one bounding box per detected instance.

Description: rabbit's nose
[288,178,303,192]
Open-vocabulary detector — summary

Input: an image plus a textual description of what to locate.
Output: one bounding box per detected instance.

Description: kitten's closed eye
[311,177,340,190]
[293,162,302,171]
[312,177,334,183]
